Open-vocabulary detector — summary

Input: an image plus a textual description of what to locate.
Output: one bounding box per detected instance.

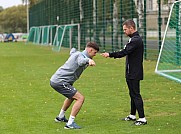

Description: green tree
[0,6,3,12]
[0,5,27,33]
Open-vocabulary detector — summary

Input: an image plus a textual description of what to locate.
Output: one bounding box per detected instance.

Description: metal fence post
[102,0,106,51]
[158,0,162,51]
[175,0,180,65]
[144,0,147,60]
[120,0,123,49]
[110,0,114,51]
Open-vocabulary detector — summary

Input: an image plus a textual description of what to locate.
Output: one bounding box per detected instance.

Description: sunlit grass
[0,42,180,134]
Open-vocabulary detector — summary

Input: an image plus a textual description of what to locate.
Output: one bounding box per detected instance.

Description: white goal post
[52,24,80,52]
[155,1,181,83]
[27,24,81,52]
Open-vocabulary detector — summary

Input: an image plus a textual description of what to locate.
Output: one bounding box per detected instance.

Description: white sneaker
[64,122,81,129]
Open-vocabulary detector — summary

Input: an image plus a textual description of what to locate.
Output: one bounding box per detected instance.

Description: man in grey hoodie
[50,42,99,129]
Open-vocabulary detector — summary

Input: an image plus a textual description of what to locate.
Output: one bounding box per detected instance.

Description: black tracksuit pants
[126,79,145,118]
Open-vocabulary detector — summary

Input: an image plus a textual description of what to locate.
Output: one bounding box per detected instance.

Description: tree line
[0,5,27,33]
[0,0,39,33]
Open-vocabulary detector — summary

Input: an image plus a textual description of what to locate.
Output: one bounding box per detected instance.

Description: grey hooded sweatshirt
[50,48,90,85]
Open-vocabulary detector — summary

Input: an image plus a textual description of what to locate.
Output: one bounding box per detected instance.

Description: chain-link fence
[29,0,174,60]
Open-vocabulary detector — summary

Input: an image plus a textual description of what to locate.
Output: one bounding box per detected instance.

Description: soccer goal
[28,27,41,44]
[155,1,181,83]
[27,25,57,45]
[27,24,80,51]
[52,24,80,52]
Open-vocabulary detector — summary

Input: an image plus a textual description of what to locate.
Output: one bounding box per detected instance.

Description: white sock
[67,115,75,125]
[129,114,136,119]
[138,117,147,122]
[58,109,65,118]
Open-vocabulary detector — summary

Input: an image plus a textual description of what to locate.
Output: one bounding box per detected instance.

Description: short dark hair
[86,42,99,51]
[122,19,136,29]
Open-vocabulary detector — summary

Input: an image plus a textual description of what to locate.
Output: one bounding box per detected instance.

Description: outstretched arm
[77,56,96,66]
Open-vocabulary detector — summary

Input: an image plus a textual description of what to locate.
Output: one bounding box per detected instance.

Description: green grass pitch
[0,42,180,134]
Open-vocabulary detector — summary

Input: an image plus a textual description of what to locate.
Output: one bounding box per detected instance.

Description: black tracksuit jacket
[109,31,144,80]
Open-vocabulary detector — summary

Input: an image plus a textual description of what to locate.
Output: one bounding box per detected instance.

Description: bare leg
[61,98,74,111]
[65,91,85,127]
[71,91,85,117]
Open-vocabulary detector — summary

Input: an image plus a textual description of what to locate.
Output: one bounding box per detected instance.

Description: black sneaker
[122,116,136,121]
[54,116,68,123]
[134,120,147,126]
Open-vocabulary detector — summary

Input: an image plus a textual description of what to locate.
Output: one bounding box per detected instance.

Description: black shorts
[50,81,77,99]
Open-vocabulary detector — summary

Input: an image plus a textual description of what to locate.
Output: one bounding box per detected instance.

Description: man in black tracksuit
[101,19,147,125]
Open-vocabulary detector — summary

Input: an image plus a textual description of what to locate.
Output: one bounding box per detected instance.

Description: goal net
[28,27,41,44]
[27,25,57,45]
[155,1,181,83]
[52,24,80,52]
[27,24,80,52]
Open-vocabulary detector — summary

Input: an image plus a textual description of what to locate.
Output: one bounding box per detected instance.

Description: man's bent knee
[73,91,85,102]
